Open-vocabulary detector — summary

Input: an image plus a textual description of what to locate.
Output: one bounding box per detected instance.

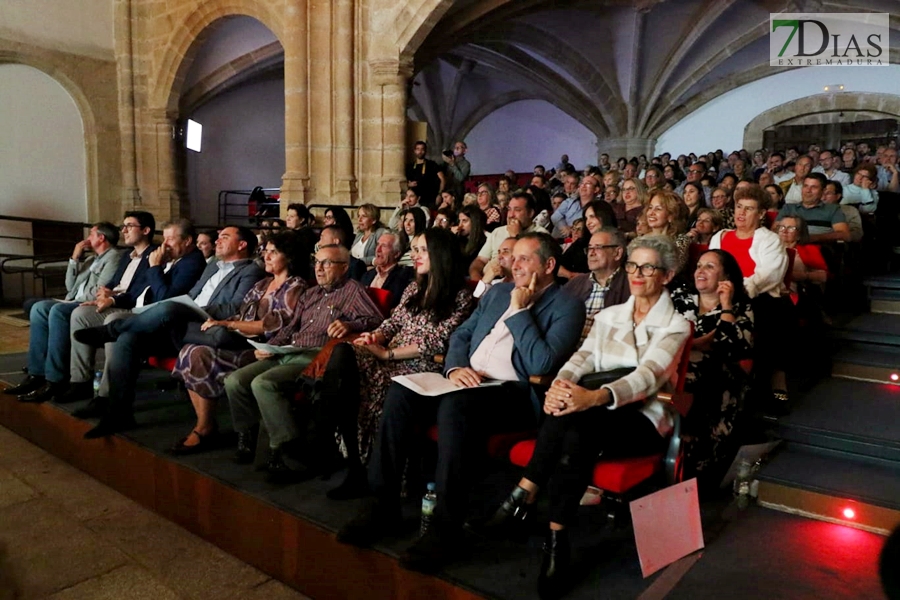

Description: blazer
[444,281,585,417]
[351,228,389,266]
[107,245,158,307]
[116,247,207,309]
[557,290,691,437]
[188,258,266,320]
[64,247,124,301]
[361,264,415,310]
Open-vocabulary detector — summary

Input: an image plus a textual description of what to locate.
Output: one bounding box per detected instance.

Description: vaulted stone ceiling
[408,0,900,153]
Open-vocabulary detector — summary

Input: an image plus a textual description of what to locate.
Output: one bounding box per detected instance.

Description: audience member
[687,208,723,245]
[406,140,445,207]
[780,155,814,204]
[323,207,355,246]
[475,182,502,231]
[643,189,690,273]
[397,208,427,267]
[443,141,471,198]
[614,177,647,235]
[841,164,880,214]
[682,181,704,227]
[455,205,488,265]
[319,224,366,281]
[776,172,849,243]
[360,231,414,310]
[196,230,217,263]
[823,181,863,242]
[351,204,388,266]
[388,189,431,230]
[469,192,549,279]
[473,236,516,299]
[814,149,851,186]
[558,200,617,278]
[432,207,457,230]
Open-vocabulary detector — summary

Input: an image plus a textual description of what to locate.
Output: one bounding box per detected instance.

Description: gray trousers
[224,349,320,449]
[69,305,132,395]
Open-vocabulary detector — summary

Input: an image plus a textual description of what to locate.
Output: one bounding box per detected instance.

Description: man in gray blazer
[6,222,123,403]
[73,226,265,438]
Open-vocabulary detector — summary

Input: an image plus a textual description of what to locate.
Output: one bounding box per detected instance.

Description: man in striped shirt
[225,244,384,481]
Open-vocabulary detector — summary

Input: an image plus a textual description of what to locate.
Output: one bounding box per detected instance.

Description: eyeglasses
[585,244,619,255]
[777,225,798,232]
[121,223,141,230]
[622,186,637,192]
[624,262,663,276]
[314,259,348,268]
[688,169,704,174]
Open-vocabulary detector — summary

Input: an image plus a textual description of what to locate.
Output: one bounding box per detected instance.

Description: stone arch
[0,48,103,220]
[743,92,900,150]
[151,0,285,112]
[393,0,456,62]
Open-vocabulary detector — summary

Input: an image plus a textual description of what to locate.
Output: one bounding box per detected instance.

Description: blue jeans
[28,300,81,383]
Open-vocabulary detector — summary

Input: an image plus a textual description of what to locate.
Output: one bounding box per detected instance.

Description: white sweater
[709,227,787,299]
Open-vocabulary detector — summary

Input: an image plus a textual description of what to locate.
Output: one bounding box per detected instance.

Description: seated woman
[709,184,790,411]
[682,181,704,228]
[778,215,830,322]
[482,235,691,599]
[711,186,735,229]
[397,208,427,267]
[671,250,754,486]
[643,189,691,273]
[455,205,487,265]
[170,232,308,454]
[764,183,785,212]
[558,200,618,279]
[687,208,723,246]
[317,228,475,499]
[351,204,388,266]
[323,206,355,244]
[476,182,502,231]
[614,177,647,235]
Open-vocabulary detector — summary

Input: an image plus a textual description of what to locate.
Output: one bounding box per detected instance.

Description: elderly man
[73,226,264,438]
[469,192,548,279]
[473,236,516,299]
[225,244,384,480]
[777,173,849,244]
[7,223,123,403]
[780,155,814,204]
[551,174,600,239]
[563,227,630,343]
[318,224,366,281]
[360,231,414,310]
[338,232,584,573]
[877,147,900,193]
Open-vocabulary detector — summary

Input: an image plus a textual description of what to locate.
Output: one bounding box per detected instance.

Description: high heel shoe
[472,485,534,540]
[537,528,571,600]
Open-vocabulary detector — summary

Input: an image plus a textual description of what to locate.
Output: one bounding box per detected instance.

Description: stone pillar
[146,107,182,221]
[333,0,357,205]
[369,58,413,207]
[598,137,657,161]
[114,0,142,213]
[280,4,310,207]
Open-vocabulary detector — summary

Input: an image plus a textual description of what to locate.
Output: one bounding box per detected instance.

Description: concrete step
[869,288,900,314]
[831,342,900,385]
[830,313,900,347]
[757,443,900,534]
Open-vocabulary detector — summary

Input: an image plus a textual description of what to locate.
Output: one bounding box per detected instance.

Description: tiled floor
[0,312,311,600]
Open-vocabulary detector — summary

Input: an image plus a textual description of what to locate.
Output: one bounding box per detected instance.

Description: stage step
[757,443,900,534]
[830,312,900,347]
[831,342,900,384]
[769,378,900,462]
[869,288,900,314]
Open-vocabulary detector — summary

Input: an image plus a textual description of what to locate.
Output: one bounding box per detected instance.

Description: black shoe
[537,529,571,600]
[4,375,46,396]
[18,381,67,404]
[73,324,118,347]
[470,485,534,541]
[54,381,94,405]
[234,427,258,464]
[265,443,315,484]
[73,397,109,419]
[169,429,219,456]
[336,497,400,547]
[399,522,465,574]
[326,464,370,501]
[83,413,137,439]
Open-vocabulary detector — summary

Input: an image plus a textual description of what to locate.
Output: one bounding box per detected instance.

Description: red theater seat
[147,356,177,371]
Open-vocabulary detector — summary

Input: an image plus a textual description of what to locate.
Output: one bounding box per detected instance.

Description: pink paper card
[629,478,704,578]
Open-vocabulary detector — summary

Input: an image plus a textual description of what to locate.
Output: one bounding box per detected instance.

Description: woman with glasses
[671,249,753,485]
[316,228,475,500]
[614,177,648,235]
[476,182,502,231]
[777,215,829,308]
[481,235,690,599]
[710,186,735,229]
[709,185,790,412]
[169,232,309,454]
[642,189,691,273]
[351,204,387,266]
[688,208,723,245]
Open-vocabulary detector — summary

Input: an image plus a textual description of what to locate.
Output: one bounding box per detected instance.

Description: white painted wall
[657,65,900,156]
[465,100,598,175]
[0,64,87,255]
[185,75,285,226]
[0,0,114,59]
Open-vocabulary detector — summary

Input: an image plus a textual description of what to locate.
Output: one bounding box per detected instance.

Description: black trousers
[368,380,535,526]
[319,343,363,464]
[523,403,665,526]
[750,293,796,389]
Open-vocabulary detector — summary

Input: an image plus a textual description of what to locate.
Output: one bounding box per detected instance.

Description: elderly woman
[643,189,691,273]
[709,184,789,410]
[351,204,387,266]
[170,232,308,454]
[482,235,690,599]
[317,228,474,499]
[711,186,735,229]
[476,182,502,231]
[614,177,648,234]
[671,250,753,483]
[778,215,829,313]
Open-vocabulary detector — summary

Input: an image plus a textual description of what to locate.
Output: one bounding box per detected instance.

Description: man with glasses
[676,162,712,203]
[73,226,265,437]
[813,149,851,186]
[224,243,384,481]
[563,227,630,343]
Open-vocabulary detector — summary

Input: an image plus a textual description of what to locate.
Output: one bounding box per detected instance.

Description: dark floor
[0,352,889,600]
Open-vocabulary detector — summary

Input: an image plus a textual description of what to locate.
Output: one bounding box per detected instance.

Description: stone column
[333,0,358,205]
[146,107,182,221]
[114,0,142,213]
[598,137,657,161]
[369,58,413,207]
[280,4,310,207]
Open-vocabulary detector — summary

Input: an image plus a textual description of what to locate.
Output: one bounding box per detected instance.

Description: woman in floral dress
[318,227,475,500]
[671,249,754,482]
[170,231,308,454]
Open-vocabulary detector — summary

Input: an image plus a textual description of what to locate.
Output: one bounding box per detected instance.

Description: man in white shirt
[468,192,549,279]
[473,236,515,298]
[813,149,851,187]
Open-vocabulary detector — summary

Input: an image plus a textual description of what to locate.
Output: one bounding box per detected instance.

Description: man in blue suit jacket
[74,226,265,438]
[338,232,585,571]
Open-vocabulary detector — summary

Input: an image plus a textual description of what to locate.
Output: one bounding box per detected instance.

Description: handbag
[181,321,252,351]
[578,367,636,390]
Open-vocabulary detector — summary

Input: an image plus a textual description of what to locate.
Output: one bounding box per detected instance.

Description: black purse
[577,367,636,390]
[181,321,252,351]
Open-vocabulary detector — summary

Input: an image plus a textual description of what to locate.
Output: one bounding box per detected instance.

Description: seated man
[319,224,366,281]
[337,232,584,573]
[776,172,849,244]
[360,231,414,310]
[468,192,549,280]
[224,244,384,480]
[472,236,516,299]
[73,226,264,438]
[563,227,630,343]
[7,222,123,402]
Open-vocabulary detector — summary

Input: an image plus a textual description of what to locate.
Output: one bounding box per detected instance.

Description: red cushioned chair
[508,327,694,522]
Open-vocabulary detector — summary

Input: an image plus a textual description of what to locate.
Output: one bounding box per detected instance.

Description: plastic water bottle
[420,483,437,536]
[733,459,752,509]
[93,371,102,396]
